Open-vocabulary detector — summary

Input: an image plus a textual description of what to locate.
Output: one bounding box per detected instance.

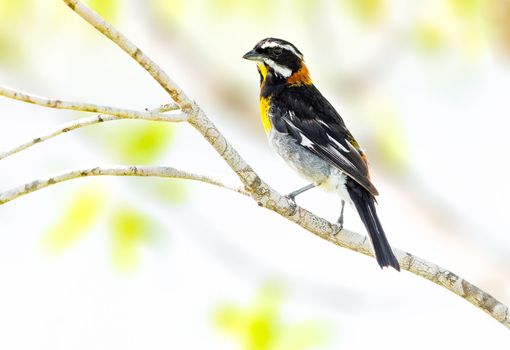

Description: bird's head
[243,38,311,85]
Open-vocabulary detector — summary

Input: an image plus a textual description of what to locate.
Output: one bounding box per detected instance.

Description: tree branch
[0,165,247,205]
[5,0,502,330]
[0,85,187,122]
[0,103,180,161]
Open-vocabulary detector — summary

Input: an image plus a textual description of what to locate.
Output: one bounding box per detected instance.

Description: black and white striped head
[243,38,304,79]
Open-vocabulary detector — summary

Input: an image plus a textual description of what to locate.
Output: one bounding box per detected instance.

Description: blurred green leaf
[274,321,329,350]
[215,284,329,350]
[243,0,272,18]
[343,0,385,23]
[151,179,188,203]
[208,0,271,18]
[293,0,319,19]
[110,206,154,270]
[210,0,237,14]
[414,22,445,53]
[373,108,409,171]
[43,185,107,253]
[0,34,21,63]
[101,121,175,164]
[449,0,487,56]
[85,0,120,21]
[152,0,186,24]
[0,0,30,63]
[215,285,281,350]
[216,304,243,332]
[0,0,30,19]
[449,0,481,18]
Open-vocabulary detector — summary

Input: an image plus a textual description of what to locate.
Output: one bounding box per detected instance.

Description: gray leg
[336,200,345,229]
[286,183,316,202]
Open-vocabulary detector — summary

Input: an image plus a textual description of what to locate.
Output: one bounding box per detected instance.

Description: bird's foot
[284,193,297,209]
[335,214,345,231]
[332,221,343,236]
[334,200,345,234]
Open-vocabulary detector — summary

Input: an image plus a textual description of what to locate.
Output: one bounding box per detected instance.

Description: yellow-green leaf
[214,285,281,350]
[0,0,30,63]
[85,0,120,21]
[215,304,243,333]
[110,206,154,270]
[151,179,187,203]
[373,109,409,171]
[0,0,30,21]
[214,283,329,350]
[43,185,107,253]
[210,0,237,14]
[449,0,481,18]
[152,0,187,24]
[293,0,319,19]
[414,22,445,53]
[0,33,22,63]
[242,0,272,18]
[343,0,385,23]
[102,121,175,164]
[273,321,329,350]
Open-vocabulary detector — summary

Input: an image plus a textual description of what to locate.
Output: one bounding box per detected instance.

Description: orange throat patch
[287,64,312,85]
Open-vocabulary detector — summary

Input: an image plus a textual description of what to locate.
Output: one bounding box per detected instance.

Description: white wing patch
[328,135,350,152]
[299,133,314,147]
[317,120,329,127]
[324,144,357,169]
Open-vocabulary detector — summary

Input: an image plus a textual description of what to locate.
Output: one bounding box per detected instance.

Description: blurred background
[1,0,509,348]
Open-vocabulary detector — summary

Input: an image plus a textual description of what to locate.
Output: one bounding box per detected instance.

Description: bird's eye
[273,47,283,57]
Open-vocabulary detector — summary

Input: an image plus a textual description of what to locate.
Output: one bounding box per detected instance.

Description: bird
[243,38,400,271]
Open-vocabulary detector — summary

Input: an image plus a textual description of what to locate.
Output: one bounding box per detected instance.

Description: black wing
[271,85,379,196]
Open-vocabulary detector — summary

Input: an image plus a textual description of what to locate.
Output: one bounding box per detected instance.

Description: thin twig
[145,102,179,113]
[0,85,187,122]
[0,115,117,160]
[0,165,247,205]
[0,104,180,161]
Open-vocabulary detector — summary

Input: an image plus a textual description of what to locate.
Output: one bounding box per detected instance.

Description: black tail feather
[346,179,400,271]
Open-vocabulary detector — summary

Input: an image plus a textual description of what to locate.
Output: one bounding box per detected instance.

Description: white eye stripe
[263,58,292,78]
[260,41,303,59]
[260,41,279,49]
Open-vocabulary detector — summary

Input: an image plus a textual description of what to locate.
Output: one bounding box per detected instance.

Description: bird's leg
[336,200,345,230]
[285,183,316,203]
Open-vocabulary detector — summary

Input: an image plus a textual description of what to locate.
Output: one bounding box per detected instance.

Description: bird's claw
[284,194,297,208]
[332,222,343,236]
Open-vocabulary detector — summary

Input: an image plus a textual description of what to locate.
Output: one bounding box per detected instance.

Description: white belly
[320,168,353,206]
[268,129,353,206]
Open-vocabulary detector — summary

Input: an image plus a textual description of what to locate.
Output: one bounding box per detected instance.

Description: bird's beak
[242,49,264,62]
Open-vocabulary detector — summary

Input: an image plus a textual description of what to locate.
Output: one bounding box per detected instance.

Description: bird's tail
[347,182,400,271]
